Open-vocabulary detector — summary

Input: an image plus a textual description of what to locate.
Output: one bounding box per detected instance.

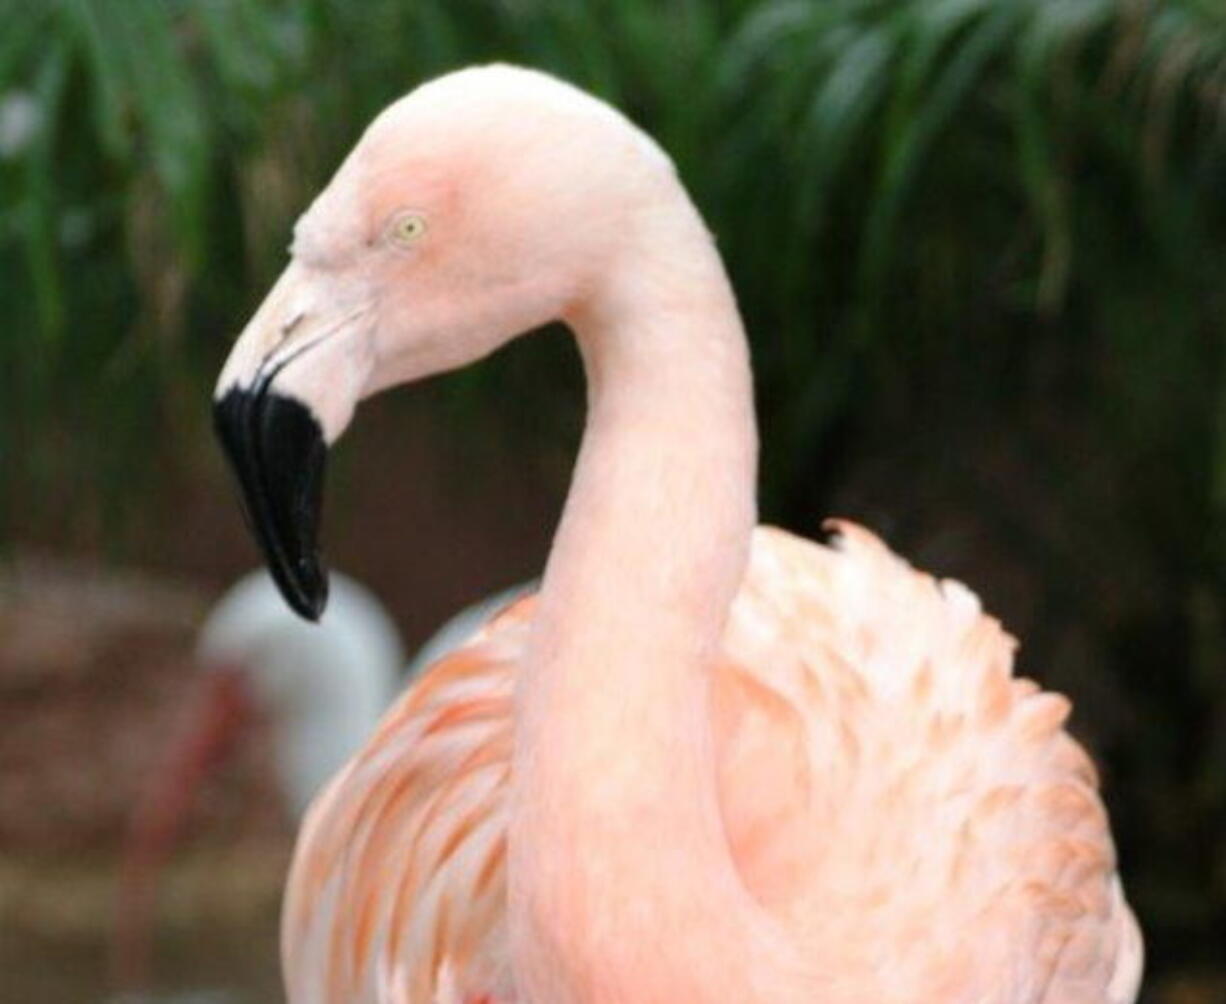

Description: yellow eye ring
[387,211,427,248]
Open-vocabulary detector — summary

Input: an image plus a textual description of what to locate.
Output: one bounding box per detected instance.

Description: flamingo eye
[386,211,427,248]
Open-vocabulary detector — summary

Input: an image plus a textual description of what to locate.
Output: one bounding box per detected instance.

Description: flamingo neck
[545,203,758,681]
[509,195,777,999]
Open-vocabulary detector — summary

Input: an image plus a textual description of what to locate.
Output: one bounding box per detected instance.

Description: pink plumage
[282,526,1140,1002]
[213,65,1143,1002]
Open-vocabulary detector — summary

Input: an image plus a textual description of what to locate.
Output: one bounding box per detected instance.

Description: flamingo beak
[213,262,373,621]
[214,383,329,622]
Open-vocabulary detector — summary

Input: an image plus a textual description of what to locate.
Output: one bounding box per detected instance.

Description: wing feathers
[281,524,1140,1003]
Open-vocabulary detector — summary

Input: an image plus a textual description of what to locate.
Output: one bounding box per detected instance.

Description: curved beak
[214,384,328,621]
[111,665,252,992]
[213,262,371,621]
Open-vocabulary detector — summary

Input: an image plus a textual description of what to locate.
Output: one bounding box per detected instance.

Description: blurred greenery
[1,0,1224,988]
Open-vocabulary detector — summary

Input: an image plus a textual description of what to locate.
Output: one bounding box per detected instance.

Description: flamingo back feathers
[718,523,1141,1001]
[281,525,1141,1003]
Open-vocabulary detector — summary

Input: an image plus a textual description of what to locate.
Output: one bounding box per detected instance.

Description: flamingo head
[213,65,678,619]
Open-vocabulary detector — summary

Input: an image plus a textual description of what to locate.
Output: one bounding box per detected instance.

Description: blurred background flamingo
[110,571,531,996]
[109,570,404,995]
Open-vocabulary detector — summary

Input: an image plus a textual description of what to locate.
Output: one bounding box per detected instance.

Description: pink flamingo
[211,66,1143,1003]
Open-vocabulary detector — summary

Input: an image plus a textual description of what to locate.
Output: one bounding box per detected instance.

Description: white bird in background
[112,570,529,992]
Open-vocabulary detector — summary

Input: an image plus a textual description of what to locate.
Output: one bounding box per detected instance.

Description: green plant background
[2,0,1224,993]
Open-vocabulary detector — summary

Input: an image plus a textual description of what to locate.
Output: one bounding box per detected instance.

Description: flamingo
[210,66,1143,1003]
[111,570,403,992]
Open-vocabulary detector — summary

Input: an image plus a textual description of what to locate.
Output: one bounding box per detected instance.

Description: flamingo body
[284,525,1141,1003]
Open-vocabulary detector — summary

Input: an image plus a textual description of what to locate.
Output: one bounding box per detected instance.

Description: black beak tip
[213,385,331,622]
[287,562,328,623]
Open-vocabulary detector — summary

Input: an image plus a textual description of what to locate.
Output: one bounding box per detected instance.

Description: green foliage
[1,0,1224,979]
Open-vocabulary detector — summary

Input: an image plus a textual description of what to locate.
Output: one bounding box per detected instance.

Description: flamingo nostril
[281,311,306,339]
